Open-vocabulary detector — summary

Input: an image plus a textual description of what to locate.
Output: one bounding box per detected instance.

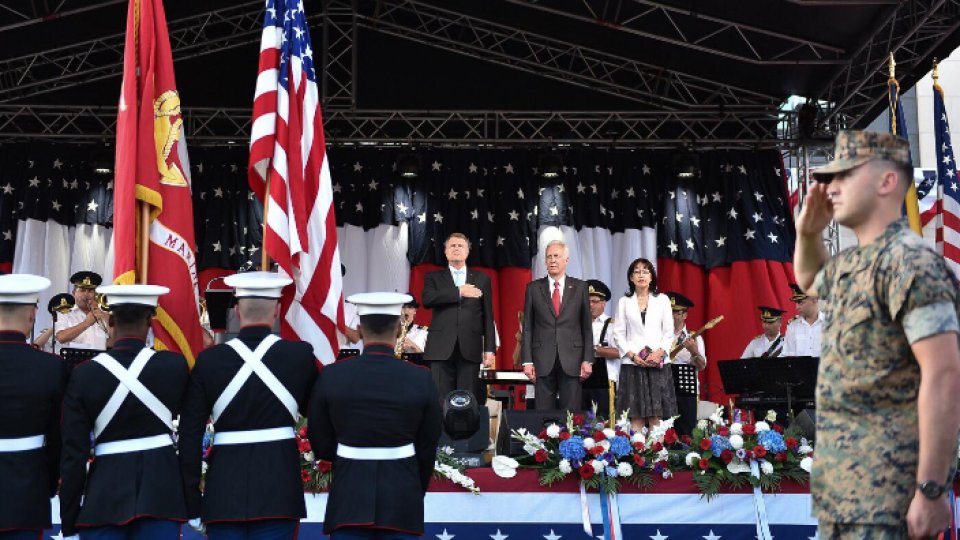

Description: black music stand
[671,364,698,397]
[60,347,104,370]
[337,348,360,361]
[717,357,761,396]
[401,352,428,367]
[755,356,818,419]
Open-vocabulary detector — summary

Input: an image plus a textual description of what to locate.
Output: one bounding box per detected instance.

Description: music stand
[60,347,104,370]
[717,357,761,396]
[582,357,609,390]
[337,348,360,361]
[671,364,698,397]
[401,352,428,367]
[754,356,819,419]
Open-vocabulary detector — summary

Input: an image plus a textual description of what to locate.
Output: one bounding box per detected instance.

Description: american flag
[248,0,343,364]
[934,80,960,277]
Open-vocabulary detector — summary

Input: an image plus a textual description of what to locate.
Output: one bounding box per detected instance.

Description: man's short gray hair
[545,239,569,258]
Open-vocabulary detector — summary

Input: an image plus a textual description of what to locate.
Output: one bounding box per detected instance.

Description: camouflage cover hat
[812,130,910,182]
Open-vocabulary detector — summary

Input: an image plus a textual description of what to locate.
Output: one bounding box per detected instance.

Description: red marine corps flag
[113,0,203,365]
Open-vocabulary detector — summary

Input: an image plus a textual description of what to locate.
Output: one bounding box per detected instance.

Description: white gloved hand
[188,517,206,535]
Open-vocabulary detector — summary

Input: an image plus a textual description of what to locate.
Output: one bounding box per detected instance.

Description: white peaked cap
[224,271,293,299]
[96,284,170,307]
[347,292,413,316]
[0,274,51,305]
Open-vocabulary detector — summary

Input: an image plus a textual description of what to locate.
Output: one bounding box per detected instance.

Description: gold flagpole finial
[888,52,896,81]
[933,57,940,83]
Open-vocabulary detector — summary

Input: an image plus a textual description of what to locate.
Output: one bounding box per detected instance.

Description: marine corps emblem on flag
[153,89,187,187]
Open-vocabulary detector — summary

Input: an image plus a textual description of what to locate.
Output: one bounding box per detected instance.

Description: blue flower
[560,436,586,461]
[609,436,632,457]
[605,466,617,477]
[710,435,732,457]
[758,430,786,453]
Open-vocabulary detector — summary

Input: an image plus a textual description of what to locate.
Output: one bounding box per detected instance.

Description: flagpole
[261,176,271,271]
[934,59,945,252]
[139,202,149,283]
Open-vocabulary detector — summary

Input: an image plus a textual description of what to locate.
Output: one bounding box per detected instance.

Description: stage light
[442,390,480,440]
[672,150,700,179]
[537,153,563,178]
[397,153,420,178]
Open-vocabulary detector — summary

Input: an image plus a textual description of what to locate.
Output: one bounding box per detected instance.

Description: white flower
[598,440,611,453]
[631,432,644,444]
[492,455,519,478]
[765,409,777,423]
[522,444,539,456]
[657,448,669,462]
[559,459,573,474]
[760,461,774,475]
[546,424,561,439]
[685,452,701,467]
[617,462,634,477]
[442,446,454,455]
[755,421,771,433]
[729,434,744,450]
[583,437,596,450]
[661,469,673,479]
[697,419,709,431]
[800,456,813,473]
[602,428,616,439]
[303,451,315,462]
[726,459,750,474]
[730,422,743,435]
[171,417,180,430]
[201,461,208,475]
[798,444,813,455]
[591,459,606,473]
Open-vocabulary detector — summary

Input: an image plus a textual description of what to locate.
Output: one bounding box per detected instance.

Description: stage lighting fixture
[672,150,700,179]
[537,153,563,178]
[397,154,420,178]
[442,390,480,440]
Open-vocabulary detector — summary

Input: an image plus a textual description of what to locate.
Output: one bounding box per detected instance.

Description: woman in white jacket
[612,258,677,431]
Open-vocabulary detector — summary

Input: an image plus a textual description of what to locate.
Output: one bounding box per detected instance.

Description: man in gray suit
[521,240,593,411]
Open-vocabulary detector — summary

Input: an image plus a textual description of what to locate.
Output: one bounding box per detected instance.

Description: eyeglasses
[631,269,652,276]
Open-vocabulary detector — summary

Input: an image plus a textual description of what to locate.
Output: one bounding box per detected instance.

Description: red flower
[318,460,332,473]
[742,424,756,435]
[298,426,308,438]
[616,431,628,438]
[772,424,784,433]
[535,449,548,463]
[746,451,755,460]
[632,454,646,467]
[579,465,595,480]
[538,430,548,440]
[573,415,585,425]
[753,445,767,458]
[301,470,311,483]
[717,426,730,437]
[720,449,734,464]
[775,452,787,463]
[699,438,712,451]
[663,429,678,445]
[632,441,645,451]
[297,439,312,453]
[590,446,605,456]
[652,442,663,453]
[559,432,571,441]
[593,430,607,442]
[698,458,710,470]
[785,437,798,450]
[681,435,692,445]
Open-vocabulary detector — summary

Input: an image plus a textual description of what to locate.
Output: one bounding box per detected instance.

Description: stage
[45,469,818,539]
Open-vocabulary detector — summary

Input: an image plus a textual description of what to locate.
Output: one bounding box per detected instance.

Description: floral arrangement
[682,407,812,497]
[509,409,678,493]
[296,418,333,494]
[434,446,480,495]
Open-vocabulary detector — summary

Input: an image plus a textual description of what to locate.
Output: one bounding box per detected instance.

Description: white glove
[188,517,206,535]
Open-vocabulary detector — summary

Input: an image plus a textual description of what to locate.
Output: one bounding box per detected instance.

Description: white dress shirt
[783,312,824,357]
[405,323,428,351]
[592,313,619,382]
[547,275,566,303]
[671,327,706,368]
[337,301,363,350]
[740,333,782,359]
[54,305,108,351]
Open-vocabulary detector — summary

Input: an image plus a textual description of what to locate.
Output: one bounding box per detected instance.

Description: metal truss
[503,0,846,66]
[321,0,357,109]
[0,105,790,146]
[361,0,783,111]
[820,0,960,127]
[0,0,274,102]
[0,0,125,33]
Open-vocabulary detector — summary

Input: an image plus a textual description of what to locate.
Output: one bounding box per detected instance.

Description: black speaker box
[438,407,490,453]
[496,409,569,456]
[791,408,816,441]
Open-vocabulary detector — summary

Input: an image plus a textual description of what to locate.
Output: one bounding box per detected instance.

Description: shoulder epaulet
[755,334,763,340]
[421,325,429,331]
[608,317,614,322]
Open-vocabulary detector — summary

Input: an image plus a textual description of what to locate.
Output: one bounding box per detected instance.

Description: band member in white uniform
[55,271,110,351]
[740,306,786,358]
[783,283,824,357]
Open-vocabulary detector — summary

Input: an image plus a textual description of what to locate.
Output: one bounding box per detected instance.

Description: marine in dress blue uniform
[59,284,190,540]
[178,272,318,540]
[0,275,66,540]
[308,292,442,540]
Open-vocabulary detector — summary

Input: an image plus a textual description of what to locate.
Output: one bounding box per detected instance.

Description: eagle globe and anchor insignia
[153,90,188,187]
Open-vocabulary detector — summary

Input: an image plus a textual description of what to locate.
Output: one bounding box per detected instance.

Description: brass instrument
[395,316,410,358]
[96,293,112,313]
[669,315,724,359]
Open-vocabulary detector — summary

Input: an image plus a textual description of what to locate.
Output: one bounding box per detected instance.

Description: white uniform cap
[0,274,51,305]
[97,284,170,307]
[347,292,413,316]
[223,271,293,299]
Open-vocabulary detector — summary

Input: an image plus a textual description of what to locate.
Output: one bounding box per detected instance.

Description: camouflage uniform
[812,218,960,529]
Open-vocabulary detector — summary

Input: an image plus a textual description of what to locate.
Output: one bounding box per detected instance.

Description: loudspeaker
[438,407,490,453]
[496,409,569,456]
[791,408,816,441]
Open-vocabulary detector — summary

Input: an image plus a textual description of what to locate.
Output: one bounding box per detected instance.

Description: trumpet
[95,293,112,313]
[395,318,409,359]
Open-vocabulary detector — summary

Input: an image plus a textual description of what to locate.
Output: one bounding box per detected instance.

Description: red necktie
[552,281,561,314]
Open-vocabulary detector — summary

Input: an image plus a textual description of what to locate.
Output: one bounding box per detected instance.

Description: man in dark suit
[179,271,318,540]
[60,284,190,540]
[308,292,442,540]
[422,232,495,404]
[521,240,593,411]
[0,274,67,540]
